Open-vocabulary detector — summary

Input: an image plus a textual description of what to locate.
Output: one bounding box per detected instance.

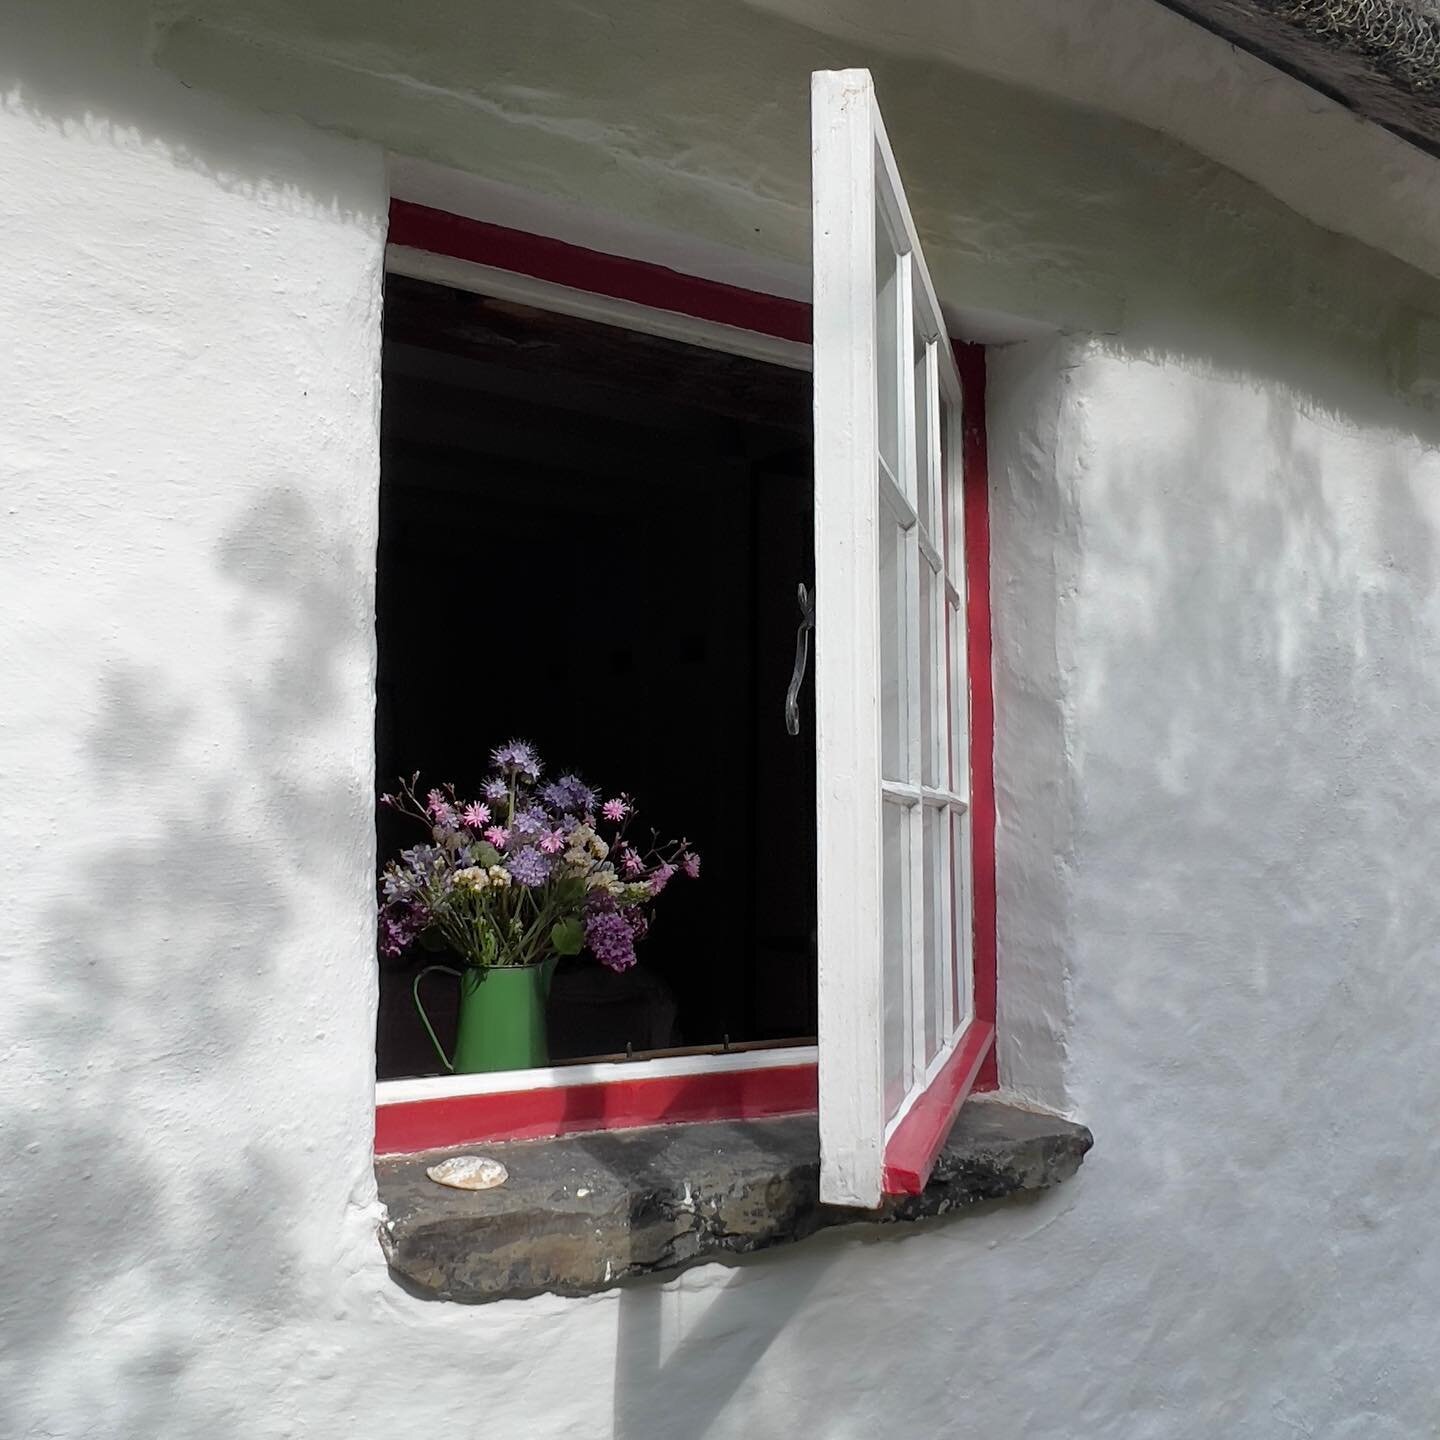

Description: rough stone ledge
[377,1098,1092,1303]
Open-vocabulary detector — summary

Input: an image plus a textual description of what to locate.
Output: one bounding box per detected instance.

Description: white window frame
[813,69,979,1209]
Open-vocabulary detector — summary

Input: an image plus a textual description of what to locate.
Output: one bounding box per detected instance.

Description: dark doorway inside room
[374,272,817,1080]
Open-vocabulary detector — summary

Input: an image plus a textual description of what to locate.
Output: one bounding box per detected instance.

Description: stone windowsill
[377,1097,1093,1303]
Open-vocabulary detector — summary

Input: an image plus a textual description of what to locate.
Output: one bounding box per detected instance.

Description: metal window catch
[785,582,815,736]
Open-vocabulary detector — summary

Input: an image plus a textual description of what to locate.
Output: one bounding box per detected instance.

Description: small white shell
[426,1154,508,1191]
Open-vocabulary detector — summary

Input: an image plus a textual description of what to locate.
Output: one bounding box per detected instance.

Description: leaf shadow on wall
[0,487,370,1439]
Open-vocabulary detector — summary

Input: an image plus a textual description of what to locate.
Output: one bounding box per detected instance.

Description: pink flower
[539,829,566,855]
[483,826,510,849]
[621,847,645,878]
[681,852,701,879]
[461,803,491,829]
[602,797,628,823]
[650,863,676,896]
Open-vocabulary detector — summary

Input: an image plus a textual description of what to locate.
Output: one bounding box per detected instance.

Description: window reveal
[374,67,997,1206]
[374,280,817,1079]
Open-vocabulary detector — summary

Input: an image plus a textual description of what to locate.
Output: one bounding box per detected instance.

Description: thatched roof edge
[1156,0,1440,158]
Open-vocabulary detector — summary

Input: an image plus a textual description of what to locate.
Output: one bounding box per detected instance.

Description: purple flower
[399,843,444,873]
[376,768,692,973]
[508,846,553,887]
[491,740,540,779]
[543,775,598,814]
[585,908,638,972]
[379,900,425,958]
[511,806,549,841]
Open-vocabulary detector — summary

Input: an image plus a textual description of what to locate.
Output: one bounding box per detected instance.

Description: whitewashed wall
[6,2,1440,1438]
[988,333,1440,1434]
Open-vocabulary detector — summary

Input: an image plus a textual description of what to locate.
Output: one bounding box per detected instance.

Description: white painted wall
[6,2,1440,1437]
[987,331,1440,1436]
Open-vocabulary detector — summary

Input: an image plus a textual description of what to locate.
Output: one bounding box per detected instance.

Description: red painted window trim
[882,1022,996,1193]
[376,1063,819,1157]
[376,201,999,1162]
[957,343,999,1092]
[389,201,811,346]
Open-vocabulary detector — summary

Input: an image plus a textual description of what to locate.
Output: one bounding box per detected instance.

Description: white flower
[454,866,490,891]
[588,836,610,861]
[487,865,512,889]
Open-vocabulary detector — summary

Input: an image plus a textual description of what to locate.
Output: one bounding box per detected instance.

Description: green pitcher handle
[412,964,464,1074]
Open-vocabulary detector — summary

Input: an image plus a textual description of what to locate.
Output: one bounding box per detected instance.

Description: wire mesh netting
[1264,0,1440,91]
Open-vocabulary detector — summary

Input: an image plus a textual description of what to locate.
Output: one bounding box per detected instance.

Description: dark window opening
[375,273,817,1080]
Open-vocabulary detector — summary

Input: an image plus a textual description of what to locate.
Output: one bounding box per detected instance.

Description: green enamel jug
[413,959,556,1074]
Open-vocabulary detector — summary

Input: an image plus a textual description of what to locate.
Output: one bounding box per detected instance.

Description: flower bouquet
[378,740,698,1073]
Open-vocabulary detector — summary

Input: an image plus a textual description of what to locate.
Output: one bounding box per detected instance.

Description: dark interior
[375,273,817,1079]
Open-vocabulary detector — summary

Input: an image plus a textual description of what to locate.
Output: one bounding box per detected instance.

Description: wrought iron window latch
[785,582,815,736]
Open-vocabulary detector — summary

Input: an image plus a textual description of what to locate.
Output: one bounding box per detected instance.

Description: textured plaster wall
[0,4,391,1433]
[153,0,1440,346]
[745,0,1440,286]
[6,2,1440,1438]
[986,332,1440,1434]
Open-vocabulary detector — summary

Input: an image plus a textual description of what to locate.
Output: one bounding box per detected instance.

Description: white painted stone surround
[5,2,1440,1437]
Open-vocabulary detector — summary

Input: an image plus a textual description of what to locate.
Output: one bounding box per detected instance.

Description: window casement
[813,70,987,1207]
[374,67,997,1209]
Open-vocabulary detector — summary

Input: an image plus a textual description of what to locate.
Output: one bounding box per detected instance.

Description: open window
[373,68,995,1208]
[375,276,817,1077]
[813,69,990,1209]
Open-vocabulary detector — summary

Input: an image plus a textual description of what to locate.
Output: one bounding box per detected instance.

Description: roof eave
[1155,0,1440,160]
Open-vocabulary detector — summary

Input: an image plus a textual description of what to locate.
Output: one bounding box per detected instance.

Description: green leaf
[554,877,587,906]
[475,842,500,868]
[550,917,585,957]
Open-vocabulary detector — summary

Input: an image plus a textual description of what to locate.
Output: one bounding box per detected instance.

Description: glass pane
[914,337,934,538]
[876,209,900,483]
[952,808,973,1028]
[920,559,938,789]
[883,798,912,1119]
[881,519,909,782]
[948,597,967,792]
[924,804,944,1063]
[941,396,960,579]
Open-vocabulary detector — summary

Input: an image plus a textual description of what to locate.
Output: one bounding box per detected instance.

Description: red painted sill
[375,1062,819,1157]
